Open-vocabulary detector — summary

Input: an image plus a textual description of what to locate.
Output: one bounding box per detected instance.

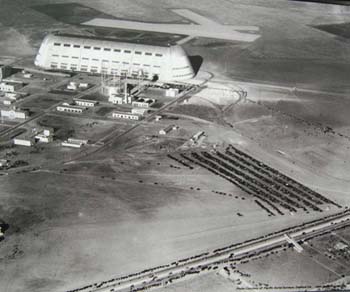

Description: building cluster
[0,79,29,105]
[66,81,89,91]
[13,127,54,147]
[104,79,142,105]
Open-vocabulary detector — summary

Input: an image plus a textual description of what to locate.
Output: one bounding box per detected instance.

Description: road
[67,210,350,292]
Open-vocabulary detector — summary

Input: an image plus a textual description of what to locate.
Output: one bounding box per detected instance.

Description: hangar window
[145,52,152,56]
[84,46,91,49]
[92,58,99,62]
[73,45,80,48]
[153,65,161,68]
[124,50,131,54]
[52,54,59,57]
[72,56,79,59]
[143,64,150,67]
[62,55,69,58]
[104,48,111,51]
[135,51,142,55]
[63,44,71,47]
[133,63,140,66]
[94,47,101,50]
[54,43,61,46]
[102,59,109,63]
[155,53,163,57]
[82,57,89,60]
[112,61,119,64]
[91,69,98,73]
[114,49,121,52]
[123,62,129,65]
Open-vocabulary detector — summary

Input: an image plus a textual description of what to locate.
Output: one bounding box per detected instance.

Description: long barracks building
[34,33,195,82]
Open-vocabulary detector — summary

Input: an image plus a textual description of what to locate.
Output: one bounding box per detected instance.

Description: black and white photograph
[1,0,350,291]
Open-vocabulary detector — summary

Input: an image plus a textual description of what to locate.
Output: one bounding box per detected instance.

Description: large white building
[35,33,195,82]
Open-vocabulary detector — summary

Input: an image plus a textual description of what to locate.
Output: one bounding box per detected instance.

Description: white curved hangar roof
[34,34,195,82]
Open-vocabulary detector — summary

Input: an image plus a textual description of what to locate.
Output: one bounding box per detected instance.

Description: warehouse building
[34,33,195,81]
[159,125,177,135]
[61,138,88,148]
[74,99,98,107]
[1,109,28,119]
[13,136,34,147]
[0,65,12,80]
[0,81,23,93]
[112,111,142,121]
[132,98,155,108]
[131,107,148,116]
[57,103,85,114]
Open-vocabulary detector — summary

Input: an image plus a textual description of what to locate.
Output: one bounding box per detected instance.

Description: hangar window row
[52,42,164,57]
[51,54,163,68]
[50,61,161,72]
[173,72,193,78]
[173,66,190,70]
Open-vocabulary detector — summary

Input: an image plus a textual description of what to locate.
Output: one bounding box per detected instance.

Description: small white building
[13,137,34,147]
[191,131,205,142]
[0,81,23,93]
[3,99,15,105]
[112,111,142,121]
[57,104,85,114]
[131,107,148,116]
[61,138,88,148]
[79,82,89,88]
[35,134,53,143]
[67,81,78,91]
[74,99,98,107]
[5,92,21,100]
[132,98,155,108]
[43,127,54,137]
[23,73,33,79]
[0,159,9,167]
[1,109,28,119]
[159,125,175,135]
[165,88,179,97]
[109,95,124,105]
